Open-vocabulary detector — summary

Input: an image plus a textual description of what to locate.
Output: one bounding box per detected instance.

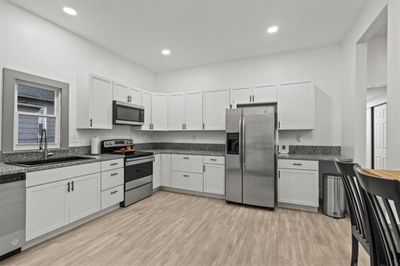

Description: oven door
[113,101,144,126]
[125,157,153,190]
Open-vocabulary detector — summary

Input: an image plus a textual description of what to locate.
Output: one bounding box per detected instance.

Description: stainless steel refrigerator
[225,106,276,208]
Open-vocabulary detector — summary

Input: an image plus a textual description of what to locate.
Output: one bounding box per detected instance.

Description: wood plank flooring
[1,191,369,266]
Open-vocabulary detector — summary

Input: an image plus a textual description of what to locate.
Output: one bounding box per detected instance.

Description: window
[15,82,60,149]
[2,68,69,152]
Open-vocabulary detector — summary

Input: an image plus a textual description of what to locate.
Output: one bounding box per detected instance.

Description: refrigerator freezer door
[225,109,242,203]
[242,106,275,207]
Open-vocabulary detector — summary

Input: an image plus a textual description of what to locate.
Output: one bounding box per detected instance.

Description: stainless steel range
[101,139,154,207]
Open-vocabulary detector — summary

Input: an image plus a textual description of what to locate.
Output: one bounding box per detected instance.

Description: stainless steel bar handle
[242,118,246,170]
[239,120,243,171]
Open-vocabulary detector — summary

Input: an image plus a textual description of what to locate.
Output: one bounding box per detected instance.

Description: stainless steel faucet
[39,129,53,159]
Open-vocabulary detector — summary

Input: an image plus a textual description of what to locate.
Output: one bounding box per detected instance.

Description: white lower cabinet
[172,171,203,192]
[26,179,70,241]
[160,154,172,187]
[26,173,101,241]
[26,160,125,241]
[204,164,225,195]
[69,174,101,223]
[101,185,124,210]
[277,159,319,210]
[153,154,161,189]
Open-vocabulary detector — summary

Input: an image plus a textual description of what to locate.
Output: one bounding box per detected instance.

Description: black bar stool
[335,160,370,265]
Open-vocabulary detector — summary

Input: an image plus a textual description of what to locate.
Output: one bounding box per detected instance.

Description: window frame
[13,81,61,150]
[2,68,69,152]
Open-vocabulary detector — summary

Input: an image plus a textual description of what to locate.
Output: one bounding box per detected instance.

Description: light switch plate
[70,134,79,144]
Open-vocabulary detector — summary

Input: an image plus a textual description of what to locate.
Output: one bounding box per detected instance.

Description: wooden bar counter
[363,169,400,180]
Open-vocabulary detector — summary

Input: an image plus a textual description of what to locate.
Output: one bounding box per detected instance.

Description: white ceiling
[9,0,367,72]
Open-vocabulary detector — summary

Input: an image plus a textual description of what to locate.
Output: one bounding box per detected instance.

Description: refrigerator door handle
[239,119,243,171]
[242,118,246,170]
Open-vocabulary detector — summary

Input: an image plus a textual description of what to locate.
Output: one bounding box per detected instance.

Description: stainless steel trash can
[323,173,346,218]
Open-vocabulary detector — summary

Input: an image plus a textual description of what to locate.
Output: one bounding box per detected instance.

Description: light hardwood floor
[1,191,369,266]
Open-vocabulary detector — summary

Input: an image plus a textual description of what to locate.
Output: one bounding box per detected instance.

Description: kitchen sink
[6,156,94,167]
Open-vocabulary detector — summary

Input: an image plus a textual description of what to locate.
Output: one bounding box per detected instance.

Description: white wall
[341,0,400,168]
[0,0,156,148]
[156,45,343,146]
[367,35,387,87]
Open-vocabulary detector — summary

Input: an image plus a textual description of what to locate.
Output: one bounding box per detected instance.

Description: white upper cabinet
[113,82,128,102]
[278,81,315,130]
[203,89,229,130]
[185,91,203,130]
[230,87,251,104]
[142,91,152,130]
[230,85,276,105]
[253,84,276,103]
[127,88,142,105]
[77,74,113,129]
[151,93,168,130]
[168,93,185,130]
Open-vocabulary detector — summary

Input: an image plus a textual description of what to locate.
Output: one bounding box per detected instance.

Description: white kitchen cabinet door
[153,154,161,189]
[168,93,185,130]
[142,91,152,130]
[185,91,203,130]
[151,93,168,130]
[26,179,70,241]
[230,87,251,105]
[113,82,128,102]
[172,171,204,192]
[77,74,113,129]
[278,81,315,130]
[253,84,276,103]
[161,154,172,187]
[69,173,101,223]
[127,88,142,105]
[278,169,319,207]
[203,89,229,130]
[89,75,113,129]
[204,164,225,195]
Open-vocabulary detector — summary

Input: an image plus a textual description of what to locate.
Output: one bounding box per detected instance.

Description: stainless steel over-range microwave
[113,100,145,126]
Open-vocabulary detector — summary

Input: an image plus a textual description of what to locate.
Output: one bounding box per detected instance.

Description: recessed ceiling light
[63,7,77,16]
[267,25,279,34]
[161,49,171,56]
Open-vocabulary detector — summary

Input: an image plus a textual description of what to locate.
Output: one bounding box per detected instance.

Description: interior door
[242,106,275,207]
[69,174,100,223]
[374,104,387,169]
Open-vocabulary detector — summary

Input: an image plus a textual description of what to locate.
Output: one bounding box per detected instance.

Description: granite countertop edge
[139,149,225,156]
[277,153,351,161]
[0,154,125,177]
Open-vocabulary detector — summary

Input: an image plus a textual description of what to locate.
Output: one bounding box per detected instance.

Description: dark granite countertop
[139,149,225,156]
[0,154,124,177]
[277,153,350,161]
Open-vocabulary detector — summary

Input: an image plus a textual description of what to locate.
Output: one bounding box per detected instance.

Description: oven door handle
[125,156,155,166]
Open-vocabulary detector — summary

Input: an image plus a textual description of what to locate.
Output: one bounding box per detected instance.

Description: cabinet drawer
[101,159,124,172]
[278,159,318,171]
[101,185,124,210]
[101,168,124,190]
[172,155,203,173]
[171,171,203,192]
[203,156,225,165]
